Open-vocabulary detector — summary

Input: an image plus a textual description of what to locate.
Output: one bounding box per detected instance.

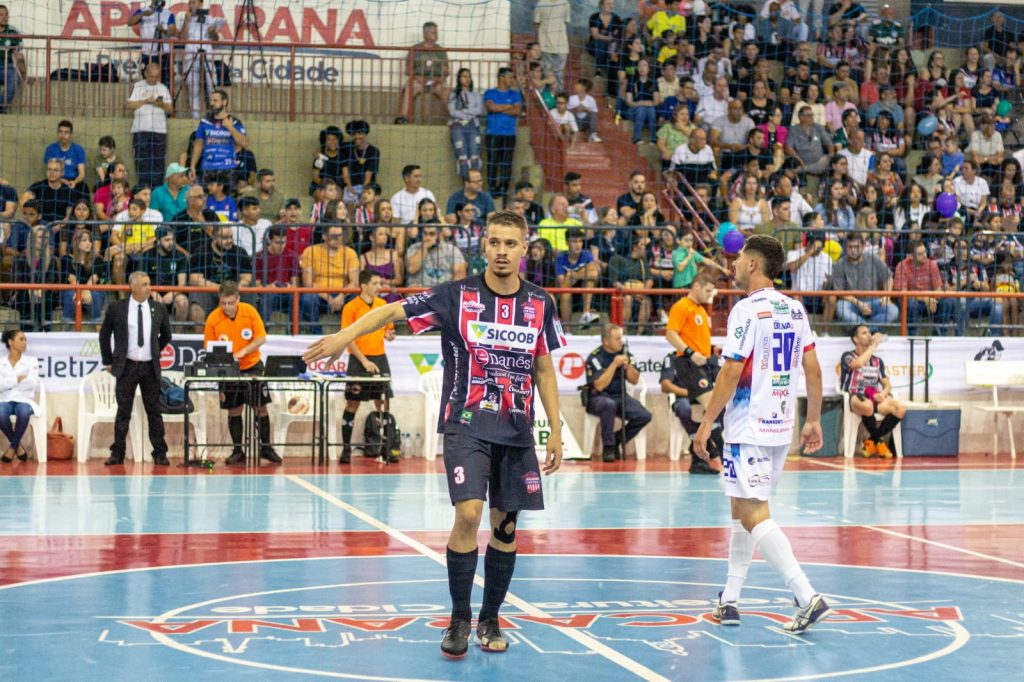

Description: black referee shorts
[219,361,273,410]
[344,354,393,401]
[675,354,717,402]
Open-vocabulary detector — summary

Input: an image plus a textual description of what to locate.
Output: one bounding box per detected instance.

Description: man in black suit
[99,271,173,465]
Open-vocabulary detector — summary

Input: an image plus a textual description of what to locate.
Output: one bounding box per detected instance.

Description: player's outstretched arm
[693,359,744,460]
[534,354,563,475]
[303,301,407,365]
[800,347,824,454]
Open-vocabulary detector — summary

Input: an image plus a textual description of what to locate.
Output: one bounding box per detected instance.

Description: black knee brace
[492,511,519,544]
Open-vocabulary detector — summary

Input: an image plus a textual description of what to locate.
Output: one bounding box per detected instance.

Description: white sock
[721,519,754,603]
[750,518,815,607]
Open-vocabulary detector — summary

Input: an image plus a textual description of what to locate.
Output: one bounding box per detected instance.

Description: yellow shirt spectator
[299,241,359,290]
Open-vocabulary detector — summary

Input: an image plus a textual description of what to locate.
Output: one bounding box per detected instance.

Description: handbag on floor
[47,417,75,461]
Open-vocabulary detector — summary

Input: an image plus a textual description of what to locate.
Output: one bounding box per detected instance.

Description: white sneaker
[590,133,602,142]
[579,311,600,326]
[784,594,832,635]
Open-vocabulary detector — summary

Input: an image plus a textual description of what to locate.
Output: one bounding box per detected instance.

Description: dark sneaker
[711,591,741,625]
[393,116,409,125]
[440,619,471,659]
[689,457,718,475]
[602,447,616,463]
[339,446,352,464]
[784,594,832,634]
[224,448,246,466]
[260,447,282,464]
[476,618,508,653]
[386,452,400,464]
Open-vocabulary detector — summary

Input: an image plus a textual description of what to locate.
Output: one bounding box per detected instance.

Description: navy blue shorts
[442,430,545,511]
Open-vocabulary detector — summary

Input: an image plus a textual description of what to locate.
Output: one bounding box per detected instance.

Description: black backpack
[363,411,400,459]
[159,376,194,414]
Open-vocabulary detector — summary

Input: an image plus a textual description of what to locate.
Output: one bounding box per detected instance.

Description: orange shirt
[667,296,711,358]
[204,302,266,371]
[341,294,394,357]
[299,243,358,289]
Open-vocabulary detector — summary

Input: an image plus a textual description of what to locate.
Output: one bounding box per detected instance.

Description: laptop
[264,355,307,378]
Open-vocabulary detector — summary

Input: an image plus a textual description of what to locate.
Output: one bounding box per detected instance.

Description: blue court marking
[0,555,1018,680]
[1,469,1023,535]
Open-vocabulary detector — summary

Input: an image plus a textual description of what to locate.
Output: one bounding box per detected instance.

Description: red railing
[525,87,566,196]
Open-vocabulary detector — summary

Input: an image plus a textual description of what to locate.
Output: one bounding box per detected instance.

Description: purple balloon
[722,229,745,254]
[935,192,957,218]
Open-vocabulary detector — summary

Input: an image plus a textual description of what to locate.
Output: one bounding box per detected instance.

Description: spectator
[146,163,185,223]
[6,199,36,257]
[390,164,436,225]
[127,62,172,190]
[816,180,856,231]
[893,240,955,334]
[537,194,583,252]
[237,168,282,222]
[176,0,222,119]
[58,198,94,258]
[132,226,192,324]
[548,91,580,144]
[43,120,88,199]
[757,106,789,156]
[824,83,857,134]
[946,239,1003,335]
[556,227,600,326]
[394,21,449,124]
[755,196,801,251]
[584,324,652,461]
[953,160,990,224]
[534,0,571,92]
[205,172,237,222]
[671,127,717,186]
[60,229,110,324]
[982,11,1013,72]
[483,67,522,202]
[92,161,127,222]
[237,195,270,255]
[404,223,466,288]
[361,225,404,303]
[656,105,694,171]
[341,120,379,206]
[310,179,340,225]
[626,59,659,145]
[128,0,175,86]
[564,172,598,225]
[609,235,654,335]
[513,181,544,225]
[310,125,344,199]
[21,159,75,223]
[0,176,16,220]
[824,61,860,106]
[569,78,601,142]
[92,136,120,189]
[297,223,358,333]
[447,69,484,179]
[839,130,873,188]
[696,75,730,127]
[730,175,771,236]
[832,234,898,329]
[785,106,833,176]
[968,115,1004,180]
[12,225,56,327]
[254,224,299,324]
[189,89,248,186]
[587,0,622,98]
[445,169,495,224]
[711,98,755,173]
[616,171,647,222]
[233,143,257,193]
[868,4,904,48]
[0,4,29,113]
[524,237,558,287]
[188,224,253,317]
[172,184,219,255]
[785,214,833,313]
[351,183,380,227]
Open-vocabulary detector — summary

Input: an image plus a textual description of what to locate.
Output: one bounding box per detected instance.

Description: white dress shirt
[127,299,154,362]
[0,354,40,413]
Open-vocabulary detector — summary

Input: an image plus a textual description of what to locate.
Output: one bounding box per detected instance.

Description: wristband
[683,347,694,358]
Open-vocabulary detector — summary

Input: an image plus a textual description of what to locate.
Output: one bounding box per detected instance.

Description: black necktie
[137,304,144,348]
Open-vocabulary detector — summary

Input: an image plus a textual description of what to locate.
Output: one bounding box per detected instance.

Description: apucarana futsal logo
[467,322,538,350]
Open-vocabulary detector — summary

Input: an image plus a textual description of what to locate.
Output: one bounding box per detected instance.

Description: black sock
[479,545,517,623]
[861,415,881,440]
[446,546,478,623]
[258,415,272,449]
[876,414,902,440]
[342,410,357,446]
[228,415,243,448]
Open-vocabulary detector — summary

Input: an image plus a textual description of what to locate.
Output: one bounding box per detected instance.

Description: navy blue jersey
[402,275,566,446]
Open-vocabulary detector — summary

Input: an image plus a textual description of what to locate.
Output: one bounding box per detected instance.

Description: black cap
[346,120,370,136]
[284,198,302,209]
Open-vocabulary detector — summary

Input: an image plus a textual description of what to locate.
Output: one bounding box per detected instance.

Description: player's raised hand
[800,420,823,455]
[692,422,712,461]
[543,435,562,475]
[303,330,351,366]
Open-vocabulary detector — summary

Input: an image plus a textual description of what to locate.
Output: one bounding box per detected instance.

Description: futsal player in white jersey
[693,234,832,635]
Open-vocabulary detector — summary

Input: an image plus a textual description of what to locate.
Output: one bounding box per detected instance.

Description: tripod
[173,9,217,116]
[228,0,267,83]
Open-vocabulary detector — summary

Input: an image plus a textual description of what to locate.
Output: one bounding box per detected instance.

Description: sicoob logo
[468,322,538,350]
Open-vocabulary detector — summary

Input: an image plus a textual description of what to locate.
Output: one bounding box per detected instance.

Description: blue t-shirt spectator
[483,87,522,136]
[445,189,496,221]
[555,249,595,277]
[196,117,247,171]
[207,195,238,222]
[43,142,86,182]
[0,183,17,215]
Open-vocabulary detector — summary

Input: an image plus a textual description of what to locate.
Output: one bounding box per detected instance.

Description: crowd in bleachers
[1,2,1023,335]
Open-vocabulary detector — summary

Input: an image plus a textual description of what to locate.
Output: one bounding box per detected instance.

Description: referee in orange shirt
[339,271,396,464]
[665,272,723,473]
[204,280,282,466]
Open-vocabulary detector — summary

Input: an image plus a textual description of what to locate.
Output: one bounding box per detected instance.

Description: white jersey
[721,288,815,446]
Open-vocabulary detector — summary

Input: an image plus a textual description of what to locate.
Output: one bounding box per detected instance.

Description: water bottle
[413,433,422,457]
[401,433,411,458]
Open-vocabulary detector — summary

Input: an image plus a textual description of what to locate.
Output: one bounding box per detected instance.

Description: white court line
[285,474,671,682]
[861,523,1024,570]
[797,458,885,475]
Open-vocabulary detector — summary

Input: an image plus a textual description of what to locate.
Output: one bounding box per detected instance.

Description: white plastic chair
[582,376,649,459]
[270,384,317,454]
[0,380,48,461]
[418,371,444,460]
[838,377,903,458]
[965,360,1024,458]
[665,394,690,461]
[137,370,206,456]
[77,371,144,462]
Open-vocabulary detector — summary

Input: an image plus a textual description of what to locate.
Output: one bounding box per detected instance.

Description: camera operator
[128,0,175,87]
[177,0,222,120]
[190,89,248,188]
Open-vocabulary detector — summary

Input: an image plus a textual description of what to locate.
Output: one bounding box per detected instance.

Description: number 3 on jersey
[772,332,795,372]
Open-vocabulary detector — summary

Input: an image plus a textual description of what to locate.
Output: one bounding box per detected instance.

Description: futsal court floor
[0,452,1021,680]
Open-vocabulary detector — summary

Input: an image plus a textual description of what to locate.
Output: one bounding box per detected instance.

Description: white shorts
[722,442,788,501]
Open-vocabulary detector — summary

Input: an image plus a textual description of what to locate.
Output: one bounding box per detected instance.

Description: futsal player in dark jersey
[303,211,566,659]
[841,324,906,458]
